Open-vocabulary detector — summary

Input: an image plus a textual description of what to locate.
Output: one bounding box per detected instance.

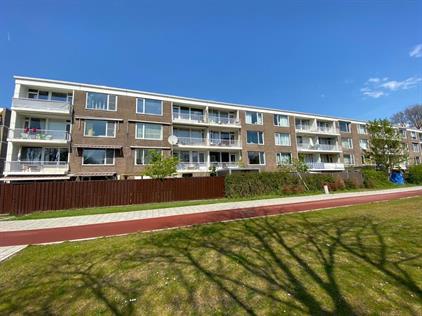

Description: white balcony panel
[8,129,70,144]
[211,162,240,169]
[173,113,206,124]
[208,116,241,127]
[209,139,242,148]
[176,137,208,147]
[5,161,69,175]
[12,98,71,114]
[297,143,341,152]
[306,163,345,171]
[177,162,208,171]
[296,125,340,135]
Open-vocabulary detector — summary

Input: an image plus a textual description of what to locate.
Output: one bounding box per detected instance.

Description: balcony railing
[211,162,239,169]
[173,113,206,123]
[296,125,339,134]
[176,137,207,146]
[209,139,241,147]
[306,162,345,170]
[12,98,71,113]
[8,128,70,142]
[5,161,69,174]
[297,143,340,151]
[177,162,208,171]
[208,116,240,126]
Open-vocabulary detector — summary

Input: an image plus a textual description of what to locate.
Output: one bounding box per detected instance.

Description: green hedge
[361,168,394,188]
[225,171,356,198]
[407,165,422,184]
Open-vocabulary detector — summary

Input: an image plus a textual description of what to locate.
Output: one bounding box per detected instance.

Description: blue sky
[0,0,421,120]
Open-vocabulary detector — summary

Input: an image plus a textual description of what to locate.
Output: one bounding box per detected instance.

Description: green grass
[6,186,413,221]
[1,196,421,315]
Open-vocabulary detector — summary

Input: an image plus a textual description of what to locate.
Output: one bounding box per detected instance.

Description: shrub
[407,165,422,184]
[344,177,362,190]
[361,168,393,188]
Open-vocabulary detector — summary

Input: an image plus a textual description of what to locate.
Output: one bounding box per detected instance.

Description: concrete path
[1,186,421,233]
[0,186,421,247]
[0,245,27,262]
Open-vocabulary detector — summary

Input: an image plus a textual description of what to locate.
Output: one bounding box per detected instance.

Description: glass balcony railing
[12,98,71,113]
[208,116,240,126]
[176,137,207,146]
[210,162,239,169]
[296,125,339,134]
[5,161,69,174]
[209,139,241,147]
[297,143,340,151]
[173,113,206,123]
[8,128,70,142]
[177,162,208,171]
[175,137,241,147]
[306,163,345,170]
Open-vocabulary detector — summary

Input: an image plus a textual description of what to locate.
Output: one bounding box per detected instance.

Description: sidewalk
[1,186,422,232]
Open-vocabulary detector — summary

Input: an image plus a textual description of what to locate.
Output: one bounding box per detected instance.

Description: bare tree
[391,104,422,129]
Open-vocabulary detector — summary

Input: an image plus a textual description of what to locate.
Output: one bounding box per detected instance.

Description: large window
[343,154,355,165]
[247,131,264,144]
[86,92,117,111]
[359,139,368,150]
[136,98,163,115]
[136,123,163,140]
[358,124,367,134]
[84,120,116,137]
[28,89,72,103]
[82,149,114,165]
[248,151,265,165]
[412,143,420,153]
[273,114,289,127]
[135,149,161,165]
[20,147,68,163]
[339,121,351,133]
[274,133,290,146]
[245,111,263,125]
[341,138,353,149]
[276,152,291,165]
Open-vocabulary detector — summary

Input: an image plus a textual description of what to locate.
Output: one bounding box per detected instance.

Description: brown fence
[0,177,226,216]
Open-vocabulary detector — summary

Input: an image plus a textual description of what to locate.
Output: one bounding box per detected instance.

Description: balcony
[12,98,71,114]
[306,162,345,171]
[176,137,208,146]
[8,128,70,144]
[209,139,241,148]
[173,113,206,124]
[5,161,69,175]
[297,143,340,152]
[211,162,239,169]
[175,137,241,148]
[208,115,240,127]
[177,162,208,171]
[296,125,339,135]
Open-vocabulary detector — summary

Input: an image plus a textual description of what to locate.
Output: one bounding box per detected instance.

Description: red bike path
[1,189,421,246]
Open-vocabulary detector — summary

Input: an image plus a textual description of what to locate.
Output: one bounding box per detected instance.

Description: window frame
[85,92,118,112]
[247,151,266,165]
[135,122,163,140]
[136,98,163,116]
[245,111,263,125]
[81,148,115,166]
[246,130,264,145]
[134,148,162,165]
[276,152,292,165]
[83,120,116,138]
[341,137,353,149]
[274,132,291,146]
[273,114,289,127]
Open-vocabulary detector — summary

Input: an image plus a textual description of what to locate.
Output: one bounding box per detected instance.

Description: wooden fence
[0,177,226,215]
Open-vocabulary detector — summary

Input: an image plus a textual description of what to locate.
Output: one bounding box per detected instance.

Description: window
[360,139,368,150]
[276,153,291,165]
[358,124,367,134]
[173,105,204,122]
[51,92,67,102]
[82,149,114,165]
[247,131,264,144]
[412,143,420,153]
[209,110,236,124]
[20,147,68,163]
[399,129,407,138]
[341,138,353,149]
[343,154,355,165]
[248,151,265,165]
[411,131,417,140]
[86,92,117,111]
[136,123,163,140]
[27,90,72,102]
[274,133,290,146]
[339,121,351,133]
[415,157,421,165]
[135,149,161,165]
[274,114,289,127]
[136,98,163,115]
[245,111,263,125]
[84,120,116,137]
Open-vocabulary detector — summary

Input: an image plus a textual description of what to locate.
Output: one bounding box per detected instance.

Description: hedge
[407,165,422,184]
[361,168,395,189]
[225,171,358,198]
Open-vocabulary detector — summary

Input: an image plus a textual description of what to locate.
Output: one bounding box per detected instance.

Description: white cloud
[361,76,422,98]
[409,44,422,58]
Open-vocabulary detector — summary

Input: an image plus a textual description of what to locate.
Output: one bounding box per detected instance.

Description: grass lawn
[4,186,409,221]
[1,197,421,315]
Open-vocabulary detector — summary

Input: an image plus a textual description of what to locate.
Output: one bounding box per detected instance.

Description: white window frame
[343,153,355,165]
[359,139,368,150]
[412,143,420,153]
[273,114,289,127]
[246,131,264,145]
[358,124,367,135]
[248,151,266,165]
[136,98,163,116]
[135,123,163,140]
[81,149,115,166]
[339,121,352,133]
[341,138,353,149]
[274,133,291,146]
[134,148,162,165]
[83,120,116,138]
[85,92,118,112]
[276,152,292,165]
[245,111,263,125]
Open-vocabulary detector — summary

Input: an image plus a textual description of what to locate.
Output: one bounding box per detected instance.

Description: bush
[225,171,344,198]
[407,165,422,184]
[361,168,393,188]
[344,177,362,190]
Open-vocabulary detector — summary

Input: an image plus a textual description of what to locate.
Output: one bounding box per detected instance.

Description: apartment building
[2,76,422,182]
[0,108,11,175]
